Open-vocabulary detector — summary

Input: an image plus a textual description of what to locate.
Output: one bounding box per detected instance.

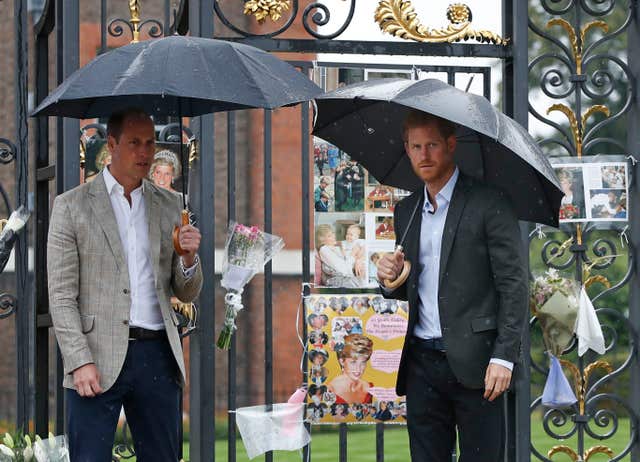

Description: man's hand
[179,224,201,267]
[72,363,103,398]
[483,363,512,402]
[376,251,405,283]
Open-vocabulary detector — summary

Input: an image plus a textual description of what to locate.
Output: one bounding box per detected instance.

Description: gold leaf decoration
[548,445,579,461]
[374,0,508,45]
[584,274,611,290]
[584,360,613,389]
[584,445,614,461]
[547,104,610,157]
[546,19,609,74]
[244,0,290,24]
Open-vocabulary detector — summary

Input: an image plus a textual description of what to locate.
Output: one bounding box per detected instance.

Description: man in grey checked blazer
[47,108,203,461]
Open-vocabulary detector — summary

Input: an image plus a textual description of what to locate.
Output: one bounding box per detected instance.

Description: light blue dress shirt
[413,168,458,340]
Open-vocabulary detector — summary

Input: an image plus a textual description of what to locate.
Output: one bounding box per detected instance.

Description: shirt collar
[423,167,459,211]
[103,166,145,195]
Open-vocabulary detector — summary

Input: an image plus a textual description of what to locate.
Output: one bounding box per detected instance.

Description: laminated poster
[305,294,408,424]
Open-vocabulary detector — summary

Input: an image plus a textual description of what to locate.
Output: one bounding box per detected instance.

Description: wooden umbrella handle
[383,246,411,290]
[172,210,190,256]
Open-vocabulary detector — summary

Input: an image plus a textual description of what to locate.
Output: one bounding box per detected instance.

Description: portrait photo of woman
[328,334,374,404]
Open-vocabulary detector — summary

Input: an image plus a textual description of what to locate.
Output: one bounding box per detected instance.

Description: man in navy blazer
[377,110,527,461]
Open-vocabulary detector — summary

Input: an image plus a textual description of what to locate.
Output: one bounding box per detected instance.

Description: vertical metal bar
[227,111,238,462]
[376,423,384,462]
[14,0,30,434]
[54,0,66,436]
[627,5,639,461]
[62,0,80,191]
[503,0,530,460]
[100,0,106,54]
[34,22,51,437]
[339,423,347,462]
[264,109,274,462]
[188,2,216,461]
[164,0,171,36]
[301,99,311,462]
[483,68,491,101]
[447,70,455,87]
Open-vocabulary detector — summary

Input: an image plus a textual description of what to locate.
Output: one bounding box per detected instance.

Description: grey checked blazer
[47,174,203,391]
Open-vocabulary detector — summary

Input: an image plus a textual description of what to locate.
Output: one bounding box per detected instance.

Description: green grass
[127,416,634,461]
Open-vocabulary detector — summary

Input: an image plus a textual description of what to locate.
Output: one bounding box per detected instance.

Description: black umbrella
[33,35,322,252]
[32,35,322,118]
[313,78,563,227]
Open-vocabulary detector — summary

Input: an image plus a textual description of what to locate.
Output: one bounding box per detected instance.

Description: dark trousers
[406,342,505,462]
[66,338,181,462]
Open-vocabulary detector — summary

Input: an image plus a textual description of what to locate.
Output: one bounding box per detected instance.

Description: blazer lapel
[438,174,471,287]
[402,189,424,272]
[144,181,162,285]
[88,174,126,271]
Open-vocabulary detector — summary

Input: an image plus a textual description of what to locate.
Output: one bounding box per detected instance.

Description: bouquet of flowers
[0,433,69,462]
[530,268,580,356]
[217,221,284,349]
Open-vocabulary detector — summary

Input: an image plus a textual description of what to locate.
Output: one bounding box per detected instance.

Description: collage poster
[305,294,408,424]
[553,159,628,223]
[313,136,411,288]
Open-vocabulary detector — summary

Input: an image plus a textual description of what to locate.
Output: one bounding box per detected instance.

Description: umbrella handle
[384,261,411,290]
[173,210,190,256]
[383,245,411,290]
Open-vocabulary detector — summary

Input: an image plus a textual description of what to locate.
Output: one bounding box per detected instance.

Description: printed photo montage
[552,158,629,223]
[313,137,410,289]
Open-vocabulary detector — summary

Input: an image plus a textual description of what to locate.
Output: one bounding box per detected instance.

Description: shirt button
[123,288,129,294]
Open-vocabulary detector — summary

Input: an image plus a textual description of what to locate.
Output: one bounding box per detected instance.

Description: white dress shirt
[103,168,164,331]
[413,168,513,371]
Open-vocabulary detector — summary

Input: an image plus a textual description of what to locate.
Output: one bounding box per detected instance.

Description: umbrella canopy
[32,35,322,118]
[313,78,563,227]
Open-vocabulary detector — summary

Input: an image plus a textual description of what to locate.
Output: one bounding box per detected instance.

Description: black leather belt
[129,327,166,341]
[410,336,446,352]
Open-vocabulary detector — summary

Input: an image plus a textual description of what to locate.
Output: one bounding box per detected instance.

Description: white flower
[22,446,34,461]
[0,444,15,457]
[2,434,13,448]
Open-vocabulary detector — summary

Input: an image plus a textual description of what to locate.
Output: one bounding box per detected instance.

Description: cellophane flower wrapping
[33,434,70,462]
[530,269,580,356]
[217,222,284,349]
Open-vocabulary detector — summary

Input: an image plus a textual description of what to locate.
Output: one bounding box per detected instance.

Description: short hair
[150,149,181,179]
[346,224,361,235]
[337,334,373,361]
[320,176,330,184]
[107,107,152,142]
[402,110,457,141]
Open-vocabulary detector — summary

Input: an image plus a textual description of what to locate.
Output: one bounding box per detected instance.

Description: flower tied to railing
[217,221,284,349]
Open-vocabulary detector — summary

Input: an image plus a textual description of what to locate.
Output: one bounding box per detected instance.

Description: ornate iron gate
[0,0,634,461]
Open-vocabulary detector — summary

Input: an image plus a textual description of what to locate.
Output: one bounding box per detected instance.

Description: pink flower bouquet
[217,221,284,349]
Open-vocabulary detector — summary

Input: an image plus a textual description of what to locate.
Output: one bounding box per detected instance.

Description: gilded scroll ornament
[243,0,291,24]
[374,1,508,45]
